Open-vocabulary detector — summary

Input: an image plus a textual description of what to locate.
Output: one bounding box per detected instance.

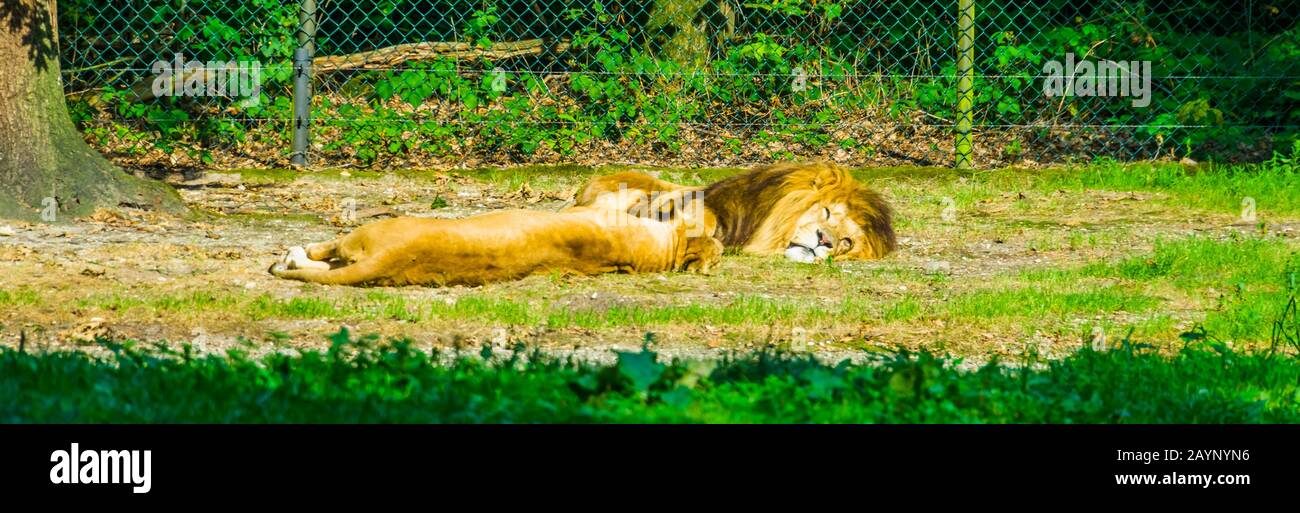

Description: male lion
[575,162,895,263]
[269,196,722,287]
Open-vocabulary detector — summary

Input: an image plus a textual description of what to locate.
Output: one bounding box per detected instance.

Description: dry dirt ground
[2,164,1296,362]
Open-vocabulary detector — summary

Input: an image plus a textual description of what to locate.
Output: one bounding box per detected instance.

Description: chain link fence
[59,1,1300,170]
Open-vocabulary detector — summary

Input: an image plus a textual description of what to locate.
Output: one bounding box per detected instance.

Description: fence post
[955,0,975,169]
[291,0,318,167]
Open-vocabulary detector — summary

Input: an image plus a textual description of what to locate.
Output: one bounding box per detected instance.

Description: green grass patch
[4,329,1299,423]
[1049,162,1300,216]
[945,287,1159,319]
[9,234,1291,344]
[59,286,1167,330]
[0,287,41,307]
[1038,236,1300,342]
[868,161,1300,219]
[75,290,240,313]
[1082,236,1297,287]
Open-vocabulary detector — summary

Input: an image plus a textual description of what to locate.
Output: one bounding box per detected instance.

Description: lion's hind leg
[275,240,341,272]
[283,246,331,271]
[305,241,339,261]
[269,257,386,286]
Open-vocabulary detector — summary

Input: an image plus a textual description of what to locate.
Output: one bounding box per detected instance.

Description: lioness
[576,162,895,263]
[269,198,721,287]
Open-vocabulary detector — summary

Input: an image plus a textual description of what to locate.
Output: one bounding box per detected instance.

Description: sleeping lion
[576,162,895,263]
[269,194,722,287]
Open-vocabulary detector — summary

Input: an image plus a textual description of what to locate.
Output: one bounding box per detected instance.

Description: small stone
[490,328,508,348]
[0,226,14,236]
[923,260,952,274]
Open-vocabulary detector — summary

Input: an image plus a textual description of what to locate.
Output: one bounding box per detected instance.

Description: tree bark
[644,0,737,70]
[0,0,182,221]
[645,0,712,69]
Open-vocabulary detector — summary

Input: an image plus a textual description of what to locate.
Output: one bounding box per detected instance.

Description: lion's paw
[286,246,308,267]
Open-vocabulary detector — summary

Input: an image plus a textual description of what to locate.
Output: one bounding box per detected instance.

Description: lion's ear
[811,163,849,191]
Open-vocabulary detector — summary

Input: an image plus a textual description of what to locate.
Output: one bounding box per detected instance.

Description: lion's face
[783,202,868,263]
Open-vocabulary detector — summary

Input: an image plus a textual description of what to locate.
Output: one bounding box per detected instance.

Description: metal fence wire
[59,1,1300,169]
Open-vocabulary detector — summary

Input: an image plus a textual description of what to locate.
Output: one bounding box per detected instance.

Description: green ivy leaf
[616,349,664,393]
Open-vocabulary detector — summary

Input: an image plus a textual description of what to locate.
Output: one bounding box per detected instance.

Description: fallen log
[123,38,572,101]
[314,38,571,72]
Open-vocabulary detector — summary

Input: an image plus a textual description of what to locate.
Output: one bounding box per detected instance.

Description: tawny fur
[269,206,721,287]
[574,162,896,260]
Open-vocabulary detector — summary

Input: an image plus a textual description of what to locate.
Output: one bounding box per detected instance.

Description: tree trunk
[0,0,182,221]
[645,0,712,69]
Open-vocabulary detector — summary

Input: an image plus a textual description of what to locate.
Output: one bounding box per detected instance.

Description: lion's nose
[817,230,832,247]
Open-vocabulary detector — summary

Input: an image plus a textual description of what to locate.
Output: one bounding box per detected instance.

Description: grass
[2,329,1298,423]
[0,287,41,307]
[871,161,1300,223]
[19,234,1294,349]
[5,160,1300,422]
[4,160,1299,359]
[1046,236,1299,341]
[1049,162,1300,217]
[55,287,1161,329]
[1081,236,1297,284]
[234,158,1299,219]
[944,287,1160,319]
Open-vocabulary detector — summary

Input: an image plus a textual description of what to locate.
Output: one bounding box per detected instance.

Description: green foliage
[1265,139,1300,173]
[3,329,1299,423]
[59,1,1300,165]
[62,0,299,159]
[464,5,502,48]
[978,7,1300,157]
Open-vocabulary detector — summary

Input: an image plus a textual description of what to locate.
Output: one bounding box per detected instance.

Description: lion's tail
[269,258,386,286]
